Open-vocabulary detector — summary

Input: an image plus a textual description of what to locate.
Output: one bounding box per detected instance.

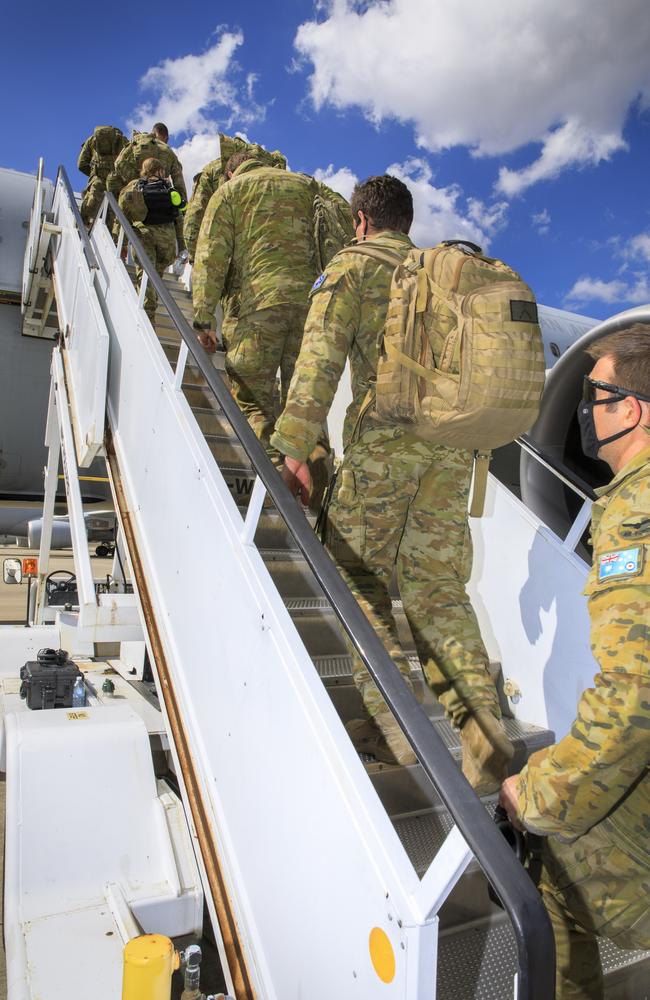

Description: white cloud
[296,0,650,193]
[387,159,507,249]
[128,31,265,138]
[314,158,507,249]
[565,274,650,307]
[314,164,358,200]
[626,232,650,264]
[497,121,626,196]
[172,133,221,194]
[532,208,551,235]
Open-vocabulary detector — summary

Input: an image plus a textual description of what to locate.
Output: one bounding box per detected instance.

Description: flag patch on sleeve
[311,273,326,291]
[598,546,642,582]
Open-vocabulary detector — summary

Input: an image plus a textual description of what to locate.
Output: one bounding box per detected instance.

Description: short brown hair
[350,175,413,234]
[140,157,165,179]
[152,122,169,142]
[226,150,255,174]
[587,324,650,399]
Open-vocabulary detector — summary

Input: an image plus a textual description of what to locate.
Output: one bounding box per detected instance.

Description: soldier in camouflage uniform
[77,125,127,228]
[501,325,650,998]
[107,122,187,254]
[119,158,183,325]
[271,175,511,785]
[192,152,347,472]
[184,133,287,263]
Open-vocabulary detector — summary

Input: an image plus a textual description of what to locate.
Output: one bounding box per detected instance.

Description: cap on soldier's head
[152,122,169,142]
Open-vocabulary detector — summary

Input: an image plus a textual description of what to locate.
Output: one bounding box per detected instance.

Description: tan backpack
[341,240,546,513]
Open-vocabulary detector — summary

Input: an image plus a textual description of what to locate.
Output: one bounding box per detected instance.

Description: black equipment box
[20,648,82,710]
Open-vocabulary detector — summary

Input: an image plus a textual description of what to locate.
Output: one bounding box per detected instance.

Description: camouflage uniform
[119,178,178,324]
[515,444,650,999]
[184,133,287,263]
[77,125,127,228]
[270,234,502,729]
[192,158,323,464]
[107,133,187,252]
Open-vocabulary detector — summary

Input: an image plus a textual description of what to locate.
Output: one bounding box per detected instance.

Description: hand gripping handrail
[101,182,556,999]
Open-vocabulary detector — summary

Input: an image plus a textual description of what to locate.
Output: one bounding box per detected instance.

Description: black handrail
[100,180,555,999]
[518,434,598,502]
[56,166,98,272]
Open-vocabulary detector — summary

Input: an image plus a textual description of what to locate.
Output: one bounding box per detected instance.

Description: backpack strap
[469,451,491,518]
[336,244,404,268]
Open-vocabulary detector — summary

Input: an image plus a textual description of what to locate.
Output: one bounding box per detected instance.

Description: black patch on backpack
[510,300,538,323]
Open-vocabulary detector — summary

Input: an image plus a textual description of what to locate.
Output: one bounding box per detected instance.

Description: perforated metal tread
[437,919,650,999]
[394,800,498,876]
[312,652,421,682]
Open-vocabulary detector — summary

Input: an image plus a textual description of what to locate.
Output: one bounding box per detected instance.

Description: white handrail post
[35,375,61,623]
[174,341,189,391]
[52,349,97,624]
[241,477,267,545]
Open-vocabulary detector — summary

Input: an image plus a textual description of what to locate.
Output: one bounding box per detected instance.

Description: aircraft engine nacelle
[27,513,115,550]
[521,305,650,546]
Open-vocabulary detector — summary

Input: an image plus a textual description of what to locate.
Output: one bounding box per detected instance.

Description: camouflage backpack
[118,179,147,225]
[313,182,354,271]
[218,133,287,184]
[341,240,546,513]
[91,126,125,180]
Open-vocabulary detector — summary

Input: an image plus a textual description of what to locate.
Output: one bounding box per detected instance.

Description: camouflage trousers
[325,426,500,729]
[540,818,650,999]
[222,304,309,466]
[80,176,108,229]
[133,222,177,324]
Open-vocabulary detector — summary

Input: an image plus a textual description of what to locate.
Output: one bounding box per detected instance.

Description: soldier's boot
[346,713,417,766]
[307,443,334,515]
[460,709,514,795]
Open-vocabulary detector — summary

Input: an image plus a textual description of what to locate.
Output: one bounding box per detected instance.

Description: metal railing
[102,182,555,999]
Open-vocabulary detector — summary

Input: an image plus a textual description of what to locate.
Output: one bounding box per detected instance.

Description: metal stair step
[366,716,554,817]
[436,917,650,1000]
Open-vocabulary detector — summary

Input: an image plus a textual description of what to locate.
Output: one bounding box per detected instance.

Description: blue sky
[4,0,650,318]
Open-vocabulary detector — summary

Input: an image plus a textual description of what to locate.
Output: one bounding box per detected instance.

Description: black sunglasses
[582,376,650,404]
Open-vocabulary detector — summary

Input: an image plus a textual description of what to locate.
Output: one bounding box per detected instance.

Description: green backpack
[313,182,354,271]
[91,126,126,180]
[341,240,546,513]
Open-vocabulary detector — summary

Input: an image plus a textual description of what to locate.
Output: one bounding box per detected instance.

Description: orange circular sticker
[369,927,396,984]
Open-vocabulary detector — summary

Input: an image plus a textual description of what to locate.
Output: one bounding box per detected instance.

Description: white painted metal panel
[469,476,597,738]
[4,704,202,997]
[50,176,109,467]
[93,214,439,999]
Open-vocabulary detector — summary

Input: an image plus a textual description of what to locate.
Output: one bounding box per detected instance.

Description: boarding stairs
[6,164,650,999]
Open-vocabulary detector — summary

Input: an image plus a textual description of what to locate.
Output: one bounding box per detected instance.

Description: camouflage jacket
[77,126,127,180]
[270,232,414,462]
[184,134,287,261]
[516,443,650,844]
[192,158,320,328]
[107,133,186,200]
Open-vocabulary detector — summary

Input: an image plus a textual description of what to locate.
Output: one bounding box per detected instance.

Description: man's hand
[282,456,312,506]
[197,329,217,354]
[499,774,524,831]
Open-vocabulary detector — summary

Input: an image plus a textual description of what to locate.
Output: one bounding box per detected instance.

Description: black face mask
[577,377,645,460]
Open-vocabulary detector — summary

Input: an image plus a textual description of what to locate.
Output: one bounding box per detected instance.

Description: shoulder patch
[311,273,326,292]
[620,517,650,541]
[597,546,644,582]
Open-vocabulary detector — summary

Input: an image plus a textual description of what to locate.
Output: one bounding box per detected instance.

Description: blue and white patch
[598,546,642,582]
[311,273,326,291]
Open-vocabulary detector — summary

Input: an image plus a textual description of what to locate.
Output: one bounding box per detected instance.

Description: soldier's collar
[232,158,266,178]
[595,442,650,498]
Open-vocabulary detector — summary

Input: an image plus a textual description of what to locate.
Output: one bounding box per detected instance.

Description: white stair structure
[1,163,648,1000]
